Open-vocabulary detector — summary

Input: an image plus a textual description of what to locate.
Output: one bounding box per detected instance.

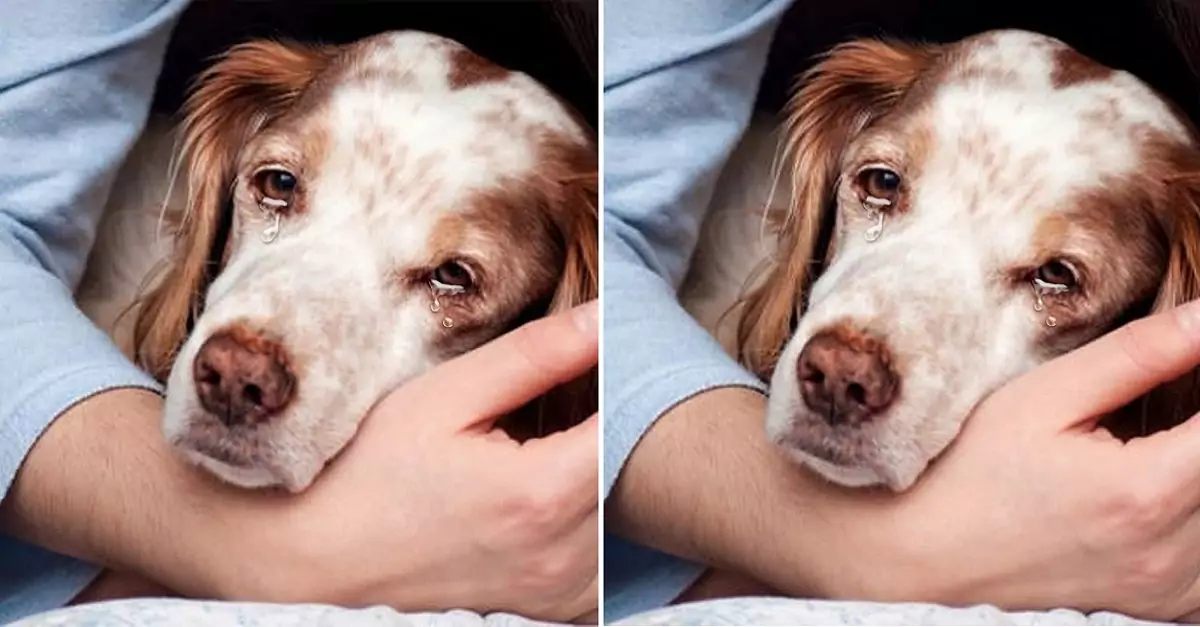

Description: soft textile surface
[616,598,1167,626]
[9,600,559,627]
[10,597,1167,626]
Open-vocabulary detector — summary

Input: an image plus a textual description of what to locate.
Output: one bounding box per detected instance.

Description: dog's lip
[173,432,260,469]
[778,412,876,468]
[786,435,861,467]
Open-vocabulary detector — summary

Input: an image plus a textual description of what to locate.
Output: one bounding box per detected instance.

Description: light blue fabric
[600,0,792,621]
[0,0,188,622]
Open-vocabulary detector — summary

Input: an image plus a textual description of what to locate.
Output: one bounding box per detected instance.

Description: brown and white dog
[76,31,598,493]
[682,29,1200,492]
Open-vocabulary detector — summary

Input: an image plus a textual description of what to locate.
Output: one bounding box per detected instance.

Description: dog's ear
[1139,166,1200,432]
[548,170,599,317]
[533,164,599,436]
[133,40,334,381]
[736,39,942,379]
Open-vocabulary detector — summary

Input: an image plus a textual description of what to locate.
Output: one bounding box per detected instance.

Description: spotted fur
[683,29,1200,491]
[91,31,597,492]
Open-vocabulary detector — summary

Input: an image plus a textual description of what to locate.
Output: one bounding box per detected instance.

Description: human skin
[1,301,600,622]
[609,298,1200,621]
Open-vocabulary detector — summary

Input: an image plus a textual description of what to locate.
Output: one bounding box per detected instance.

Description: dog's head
[737,30,1200,491]
[133,31,597,492]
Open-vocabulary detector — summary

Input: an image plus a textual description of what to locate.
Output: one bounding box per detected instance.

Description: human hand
[852,298,1200,620]
[221,301,598,621]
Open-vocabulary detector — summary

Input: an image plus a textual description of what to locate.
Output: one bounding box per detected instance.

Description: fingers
[1010,299,1200,430]
[421,301,599,430]
[522,414,600,515]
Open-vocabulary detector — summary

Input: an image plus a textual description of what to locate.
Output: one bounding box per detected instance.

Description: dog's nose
[193,329,295,427]
[796,328,898,426]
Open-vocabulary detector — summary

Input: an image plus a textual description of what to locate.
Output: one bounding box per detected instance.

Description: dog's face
[738,30,1200,491]
[134,32,597,492]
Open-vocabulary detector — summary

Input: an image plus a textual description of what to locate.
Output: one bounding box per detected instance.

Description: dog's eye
[432,261,473,289]
[857,168,902,205]
[254,169,298,205]
[1036,259,1077,288]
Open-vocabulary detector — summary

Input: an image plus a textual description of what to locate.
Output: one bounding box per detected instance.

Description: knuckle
[504,482,572,534]
[530,548,580,586]
[1122,546,1185,597]
[1102,482,1173,542]
[517,547,592,604]
[1113,322,1173,381]
[509,322,565,379]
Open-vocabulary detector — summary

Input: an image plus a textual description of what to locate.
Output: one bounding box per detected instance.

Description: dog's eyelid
[854,162,900,176]
[252,162,293,175]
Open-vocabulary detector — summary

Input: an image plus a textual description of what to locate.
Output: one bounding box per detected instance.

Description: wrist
[147,457,316,602]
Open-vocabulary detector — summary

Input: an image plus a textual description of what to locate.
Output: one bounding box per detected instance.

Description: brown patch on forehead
[1050,46,1114,89]
[1029,175,1170,351]
[422,200,558,359]
[423,132,595,355]
[448,47,510,90]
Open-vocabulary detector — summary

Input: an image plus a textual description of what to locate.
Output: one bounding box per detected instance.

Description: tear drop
[864,211,885,242]
[260,214,281,243]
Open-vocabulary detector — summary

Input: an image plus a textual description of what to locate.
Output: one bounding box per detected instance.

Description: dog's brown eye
[254,169,298,205]
[432,261,473,289]
[857,168,902,204]
[1036,259,1077,288]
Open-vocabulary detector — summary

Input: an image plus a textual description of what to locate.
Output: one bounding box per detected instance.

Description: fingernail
[571,300,599,334]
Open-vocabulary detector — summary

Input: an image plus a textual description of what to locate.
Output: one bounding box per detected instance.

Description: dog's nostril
[846,382,866,406]
[192,328,297,428]
[243,384,263,407]
[796,327,898,427]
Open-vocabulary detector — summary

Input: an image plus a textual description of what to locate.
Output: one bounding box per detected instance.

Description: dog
[76,30,598,493]
[682,29,1200,492]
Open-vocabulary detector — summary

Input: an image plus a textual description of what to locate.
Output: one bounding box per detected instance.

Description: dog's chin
[768,412,923,492]
[181,448,283,489]
[795,451,887,487]
[171,433,316,493]
[776,439,888,487]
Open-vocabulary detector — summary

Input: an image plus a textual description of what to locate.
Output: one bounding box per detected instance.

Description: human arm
[601,0,793,618]
[0,0,191,620]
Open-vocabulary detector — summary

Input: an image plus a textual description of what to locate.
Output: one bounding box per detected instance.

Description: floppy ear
[735,39,942,379]
[548,171,599,315]
[1137,168,1200,433]
[132,40,334,381]
[531,167,599,436]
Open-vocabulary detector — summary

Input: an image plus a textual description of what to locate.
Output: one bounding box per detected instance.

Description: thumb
[1012,298,1200,430]
[420,300,599,431]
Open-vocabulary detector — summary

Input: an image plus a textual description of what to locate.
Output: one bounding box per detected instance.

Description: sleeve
[600,0,793,619]
[0,0,190,620]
